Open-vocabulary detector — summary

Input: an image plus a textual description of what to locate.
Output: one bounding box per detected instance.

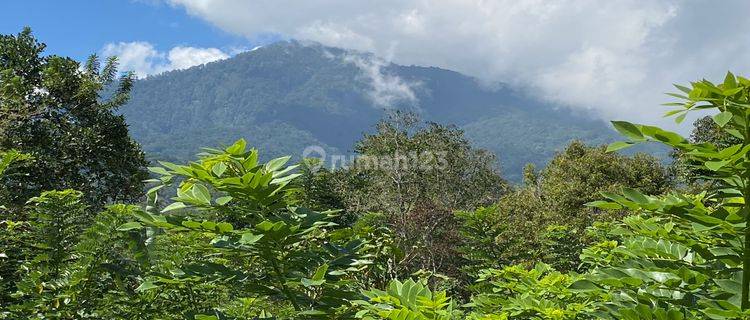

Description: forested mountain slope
[122,40,621,181]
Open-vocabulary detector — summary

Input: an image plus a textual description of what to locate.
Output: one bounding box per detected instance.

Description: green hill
[122,40,623,182]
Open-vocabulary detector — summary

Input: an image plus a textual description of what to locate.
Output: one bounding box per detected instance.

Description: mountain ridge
[121,40,624,182]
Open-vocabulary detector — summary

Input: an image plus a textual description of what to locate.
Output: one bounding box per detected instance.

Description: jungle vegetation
[2,28,750,319]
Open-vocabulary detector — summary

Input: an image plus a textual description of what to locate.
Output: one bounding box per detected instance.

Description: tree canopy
[0,28,147,213]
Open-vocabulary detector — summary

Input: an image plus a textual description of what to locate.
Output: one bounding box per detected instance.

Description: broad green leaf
[726,129,744,139]
[182,220,201,229]
[217,222,233,233]
[723,87,743,96]
[586,200,623,210]
[569,279,600,291]
[712,111,733,127]
[192,184,211,205]
[716,278,742,296]
[355,310,369,317]
[225,139,247,155]
[674,112,686,124]
[705,160,731,171]
[623,188,649,204]
[667,310,684,320]
[312,263,329,281]
[301,278,325,288]
[239,232,263,245]
[674,84,691,94]
[243,150,259,170]
[161,202,187,212]
[718,144,742,158]
[135,281,159,292]
[148,166,170,176]
[606,141,635,152]
[256,220,275,232]
[211,162,227,177]
[612,121,644,140]
[117,222,142,231]
[215,196,232,205]
[641,126,686,145]
[146,184,164,195]
[201,221,216,230]
[265,156,291,172]
[723,71,737,89]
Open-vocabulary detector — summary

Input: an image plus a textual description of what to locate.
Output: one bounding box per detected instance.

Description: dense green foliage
[0,29,148,317]
[457,141,670,274]
[5,29,750,320]
[296,113,508,284]
[670,115,742,189]
[591,71,750,317]
[3,138,674,318]
[0,28,148,212]
[337,112,508,215]
[582,191,750,318]
[131,139,369,318]
[353,279,461,319]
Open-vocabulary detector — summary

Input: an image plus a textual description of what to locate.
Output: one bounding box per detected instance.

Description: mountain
[121,40,624,182]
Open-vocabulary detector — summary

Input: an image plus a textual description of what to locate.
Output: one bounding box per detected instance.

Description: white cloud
[101,41,229,77]
[167,46,229,70]
[341,54,420,109]
[101,42,163,77]
[165,0,750,132]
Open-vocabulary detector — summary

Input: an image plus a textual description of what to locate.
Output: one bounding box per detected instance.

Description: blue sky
[0,0,264,62]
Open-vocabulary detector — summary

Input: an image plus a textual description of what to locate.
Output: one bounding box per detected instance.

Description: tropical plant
[2,196,169,319]
[582,71,750,317]
[456,194,551,280]
[582,191,748,319]
[0,149,29,305]
[469,263,597,320]
[352,278,462,320]
[127,139,368,318]
[0,149,29,178]
[4,190,86,318]
[455,205,515,278]
[333,212,403,291]
[537,225,587,274]
[671,115,743,189]
[6,26,748,320]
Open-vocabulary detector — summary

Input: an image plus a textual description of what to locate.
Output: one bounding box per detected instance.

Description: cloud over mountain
[102,41,229,77]
[341,54,420,109]
[164,0,750,130]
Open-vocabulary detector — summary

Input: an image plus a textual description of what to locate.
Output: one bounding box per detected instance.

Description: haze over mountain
[121,40,624,182]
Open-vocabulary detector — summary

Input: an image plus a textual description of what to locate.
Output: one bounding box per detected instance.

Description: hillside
[121,40,621,182]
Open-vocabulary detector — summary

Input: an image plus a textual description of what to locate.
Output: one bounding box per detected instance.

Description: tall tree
[0,28,148,212]
[323,112,508,278]
[540,140,671,222]
[458,140,671,274]
[336,112,507,217]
